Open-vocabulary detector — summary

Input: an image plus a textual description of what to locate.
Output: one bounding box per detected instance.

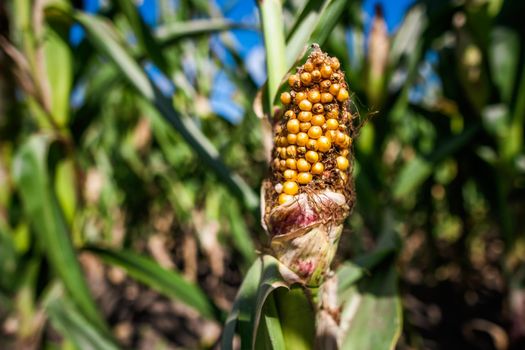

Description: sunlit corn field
[0,0,524,349]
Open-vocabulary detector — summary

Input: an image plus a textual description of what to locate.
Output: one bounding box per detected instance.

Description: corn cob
[262,45,355,287]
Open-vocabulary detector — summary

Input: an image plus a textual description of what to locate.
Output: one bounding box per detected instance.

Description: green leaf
[222,255,293,349]
[259,0,287,108]
[488,28,519,104]
[73,11,259,210]
[85,246,220,321]
[225,199,256,265]
[45,286,120,350]
[12,135,109,333]
[339,261,402,350]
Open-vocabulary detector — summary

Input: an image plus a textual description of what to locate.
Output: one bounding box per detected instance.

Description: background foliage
[0,0,524,349]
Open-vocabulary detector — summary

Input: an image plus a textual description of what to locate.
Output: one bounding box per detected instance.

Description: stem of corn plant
[258,0,287,109]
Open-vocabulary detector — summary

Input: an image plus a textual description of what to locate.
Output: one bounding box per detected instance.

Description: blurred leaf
[0,223,17,291]
[72,11,259,210]
[45,286,119,350]
[339,261,402,350]
[86,246,220,321]
[12,134,109,332]
[54,158,77,225]
[488,28,519,104]
[393,124,479,200]
[156,19,253,46]
[225,199,257,265]
[43,23,72,126]
[114,0,168,73]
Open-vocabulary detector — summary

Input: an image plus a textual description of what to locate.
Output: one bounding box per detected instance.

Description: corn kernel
[295,92,307,102]
[297,172,313,184]
[311,114,325,126]
[305,150,319,163]
[287,119,300,134]
[280,159,287,170]
[320,80,331,91]
[330,57,340,70]
[286,158,297,169]
[285,110,296,119]
[306,139,318,150]
[280,92,291,104]
[337,88,349,102]
[300,122,312,132]
[299,99,312,111]
[304,61,314,72]
[308,90,321,103]
[297,158,311,172]
[308,125,323,139]
[329,83,340,96]
[279,147,287,159]
[317,136,331,152]
[287,133,297,145]
[321,93,333,103]
[325,130,337,141]
[321,65,332,78]
[326,110,338,119]
[286,145,297,157]
[296,132,309,146]
[311,162,324,175]
[335,131,346,146]
[336,156,349,170]
[300,72,312,85]
[279,193,294,205]
[312,70,321,82]
[326,118,339,130]
[298,111,312,122]
[283,170,297,181]
[312,103,324,114]
[288,74,301,89]
[297,146,306,154]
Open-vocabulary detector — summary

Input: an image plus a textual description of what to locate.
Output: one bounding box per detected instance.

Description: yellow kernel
[280,92,291,104]
[337,88,349,102]
[341,149,349,157]
[306,139,318,150]
[296,132,309,146]
[286,145,297,157]
[321,65,333,78]
[287,119,300,134]
[326,110,339,119]
[329,83,340,96]
[311,114,325,126]
[330,57,340,70]
[326,118,339,130]
[286,158,297,170]
[287,133,297,145]
[300,72,312,85]
[331,72,341,82]
[283,180,299,195]
[279,193,294,205]
[336,156,349,170]
[278,136,288,146]
[325,130,337,141]
[311,70,321,82]
[279,147,287,159]
[283,170,297,181]
[297,172,313,184]
[297,146,306,154]
[308,90,321,103]
[304,61,314,72]
[308,125,323,139]
[298,111,312,122]
[299,99,312,111]
[317,136,331,152]
[335,131,346,146]
[297,158,311,172]
[280,159,287,170]
[320,80,331,91]
[285,110,296,119]
[320,93,333,103]
[305,150,319,163]
[295,91,307,102]
[288,74,301,89]
[311,162,324,175]
[312,103,324,114]
[272,158,280,170]
[339,171,348,183]
[300,122,312,132]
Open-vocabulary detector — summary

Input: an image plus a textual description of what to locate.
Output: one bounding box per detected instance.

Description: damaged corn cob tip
[262,45,355,287]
